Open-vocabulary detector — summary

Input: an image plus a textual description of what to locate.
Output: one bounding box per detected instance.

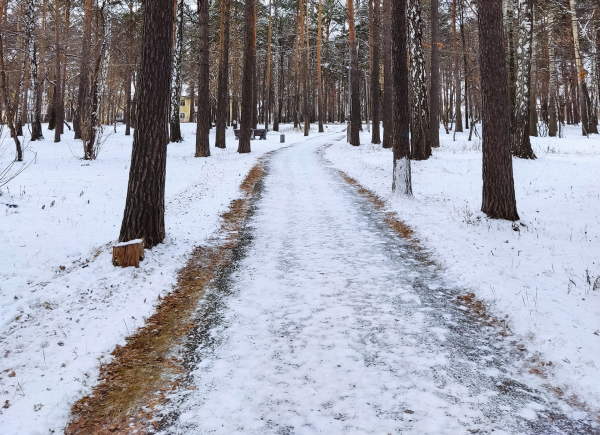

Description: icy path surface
[160,138,597,434]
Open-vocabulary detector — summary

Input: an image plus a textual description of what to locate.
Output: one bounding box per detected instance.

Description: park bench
[233,128,267,140]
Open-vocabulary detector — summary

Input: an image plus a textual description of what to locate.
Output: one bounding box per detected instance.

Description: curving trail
[158,135,598,435]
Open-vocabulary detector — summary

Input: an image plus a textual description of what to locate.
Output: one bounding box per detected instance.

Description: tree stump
[112,239,145,268]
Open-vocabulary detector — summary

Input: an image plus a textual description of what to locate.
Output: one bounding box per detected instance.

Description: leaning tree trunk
[238,0,255,153]
[408,0,430,160]
[170,0,184,143]
[548,8,558,137]
[430,0,440,148]
[215,0,231,148]
[478,0,519,221]
[119,0,174,248]
[348,0,360,145]
[370,0,381,143]
[75,0,93,141]
[392,0,412,195]
[196,0,211,156]
[382,0,392,148]
[510,0,536,159]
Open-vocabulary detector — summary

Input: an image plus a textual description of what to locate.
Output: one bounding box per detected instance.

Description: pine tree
[215,0,231,148]
[239,0,255,153]
[196,0,211,157]
[478,0,519,221]
[119,0,174,247]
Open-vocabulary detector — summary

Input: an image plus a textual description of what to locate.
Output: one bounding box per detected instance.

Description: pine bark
[370,0,381,143]
[348,0,360,145]
[125,3,134,136]
[391,0,412,195]
[53,0,63,142]
[238,0,255,153]
[430,0,440,148]
[75,0,92,143]
[382,0,392,148]
[317,0,324,133]
[26,0,43,140]
[119,0,174,248]
[196,0,211,156]
[478,0,519,221]
[215,0,231,148]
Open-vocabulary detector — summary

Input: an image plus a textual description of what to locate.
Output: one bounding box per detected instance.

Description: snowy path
[159,136,597,434]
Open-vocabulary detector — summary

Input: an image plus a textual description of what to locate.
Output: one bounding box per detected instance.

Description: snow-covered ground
[324,124,600,413]
[158,132,596,434]
[0,122,345,434]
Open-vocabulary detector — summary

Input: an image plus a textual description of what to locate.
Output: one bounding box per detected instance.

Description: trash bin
[280,134,285,143]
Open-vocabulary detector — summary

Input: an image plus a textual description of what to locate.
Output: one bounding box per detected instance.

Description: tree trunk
[529,15,538,138]
[348,0,360,145]
[301,0,310,136]
[215,0,230,148]
[170,0,184,143]
[510,0,536,159]
[408,0,430,159]
[569,0,589,135]
[196,0,211,156]
[0,21,22,160]
[370,0,381,143]
[75,0,92,142]
[25,0,42,140]
[478,0,519,221]
[548,8,558,137]
[53,0,63,142]
[317,0,324,133]
[430,0,440,148]
[382,0,392,148]
[452,0,463,132]
[252,1,258,129]
[392,0,412,195]
[238,0,255,153]
[119,0,174,248]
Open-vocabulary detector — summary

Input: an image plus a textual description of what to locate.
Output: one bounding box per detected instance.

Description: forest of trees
[1,0,599,242]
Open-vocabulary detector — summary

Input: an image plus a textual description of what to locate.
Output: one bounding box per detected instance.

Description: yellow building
[178,96,196,122]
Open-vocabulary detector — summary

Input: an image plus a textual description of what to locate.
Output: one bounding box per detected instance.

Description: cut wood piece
[112,239,144,268]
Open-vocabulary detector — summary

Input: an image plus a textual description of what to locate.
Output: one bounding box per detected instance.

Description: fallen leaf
[8,371,15,377]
